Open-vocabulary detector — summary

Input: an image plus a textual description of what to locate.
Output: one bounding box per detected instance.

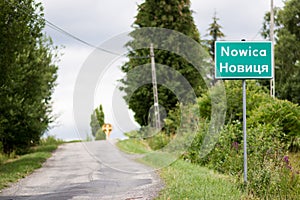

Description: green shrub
[95,129,106,140]
[186,121,300,199]
[245,124,287,198]
[40,135,63,146]
[248,99,300,152]
[182,119,209,164]
[197,80,270,123]
[124,130,140,138]
[146,132,170,150]
[117,139,150,154]
[0,153,7,165]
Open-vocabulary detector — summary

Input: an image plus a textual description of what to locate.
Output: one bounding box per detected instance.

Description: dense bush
[124,127,170,150]
[248,99,300,152]
[131,79,300,198]
[184,121,300,198]
[181,81,300,198]
[197,80,270,123]
[146,132,170,150]
[95,129,106,140]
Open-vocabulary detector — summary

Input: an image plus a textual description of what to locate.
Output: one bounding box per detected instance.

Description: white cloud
[49,46,92,140]
[40,0,142,45]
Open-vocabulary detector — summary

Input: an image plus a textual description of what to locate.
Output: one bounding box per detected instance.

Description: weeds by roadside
[117,138,243,199]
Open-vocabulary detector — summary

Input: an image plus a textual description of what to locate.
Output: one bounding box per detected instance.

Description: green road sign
[215,41,273,79]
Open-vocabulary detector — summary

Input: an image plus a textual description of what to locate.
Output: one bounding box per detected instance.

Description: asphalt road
[0,140,163,200]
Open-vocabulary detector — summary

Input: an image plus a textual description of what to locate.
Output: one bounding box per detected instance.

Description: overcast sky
[39,0,284,141]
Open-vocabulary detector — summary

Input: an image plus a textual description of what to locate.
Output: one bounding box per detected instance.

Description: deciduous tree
[0,0,58,154]
[261,0,300,104]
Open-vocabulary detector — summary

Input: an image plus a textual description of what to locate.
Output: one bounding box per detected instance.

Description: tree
[261,0,300,104]
[90,112,100,137]
[205,11,225,85]
[206,11,225,60]
[90,105,105,139]
[120,0,207,126]
[95,105,105,128]
[0,0,58,154]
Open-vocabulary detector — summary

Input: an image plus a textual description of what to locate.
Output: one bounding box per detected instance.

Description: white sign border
[214,41,274,80]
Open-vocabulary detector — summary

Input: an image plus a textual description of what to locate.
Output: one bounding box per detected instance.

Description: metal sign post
[242,80,247,184]
[215,40,273,185]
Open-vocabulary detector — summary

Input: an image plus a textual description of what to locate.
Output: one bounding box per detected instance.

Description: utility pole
[150,43,161,130]
[270,0,275,97]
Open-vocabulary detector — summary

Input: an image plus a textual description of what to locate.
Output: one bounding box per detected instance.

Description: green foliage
[205,11,225,60]
[146,132,170,150]
[134,0,200,40]
[261,0,300,104]
[90,104,105,137]
[156,160,242,200]
[124,126,170,150]
[95,129,106,140]
[245,125,299,198]
[0,136,61,190]
[185,121,300,199]
[40,135,63,146]
[197,80,270,123]
[0,0,58,154]
[90,112,99,137]
[124,130,140,139]
[248,98,300,152]
[117,138,242,199]
[201,11,225,85]
[181,81,300,198]
[120,0,207,126]
[117,139,151,154]
[0,152,51,190]
[95,105,105,127]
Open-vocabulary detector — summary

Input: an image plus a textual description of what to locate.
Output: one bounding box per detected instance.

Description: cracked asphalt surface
[0,140,163,200]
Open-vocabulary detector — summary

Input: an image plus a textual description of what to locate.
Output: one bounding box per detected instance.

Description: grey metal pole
[242,80,247,184]
[270,0,275,97]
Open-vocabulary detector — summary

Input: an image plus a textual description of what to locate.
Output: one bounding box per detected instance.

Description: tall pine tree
[205,11,225,85]
[207,11,225,60]
[120,0,207,126]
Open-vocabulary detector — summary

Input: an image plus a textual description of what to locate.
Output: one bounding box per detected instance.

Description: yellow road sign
[102,123,112,138]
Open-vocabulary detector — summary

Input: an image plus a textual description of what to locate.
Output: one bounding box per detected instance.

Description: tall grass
[156,160,242,200]
[117,139,151,154]
[117,139,243,199]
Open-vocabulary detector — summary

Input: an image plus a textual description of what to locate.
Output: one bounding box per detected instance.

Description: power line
[4,0,153,59]
[3,0,122,56]
[44,20,121,56]
[251,28,263,40]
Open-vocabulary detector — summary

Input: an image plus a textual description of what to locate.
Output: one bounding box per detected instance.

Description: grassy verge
[0,137,62,190]
[117,139,243,199]
[157,160,242,200]
[117,138,151,154]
